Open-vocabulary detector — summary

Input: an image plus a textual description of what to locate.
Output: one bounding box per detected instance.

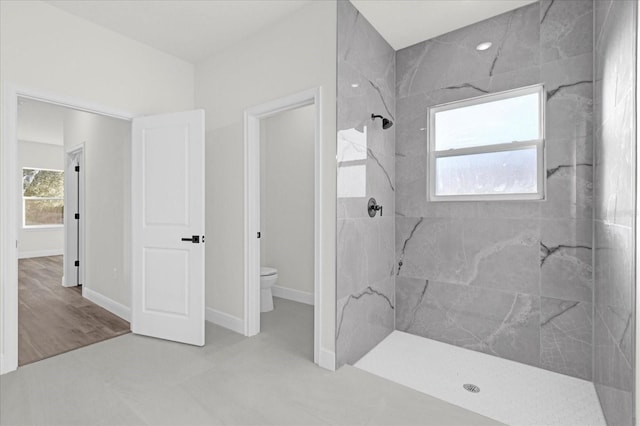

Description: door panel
[143,248,189,317]
[143,126,190,225]
[132,110,205,346]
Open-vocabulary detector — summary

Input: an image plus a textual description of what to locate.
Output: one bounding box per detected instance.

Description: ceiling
[351,0,538,51]
[45,0,538,64]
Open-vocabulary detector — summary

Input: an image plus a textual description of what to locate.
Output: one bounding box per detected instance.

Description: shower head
[371,114,393,129]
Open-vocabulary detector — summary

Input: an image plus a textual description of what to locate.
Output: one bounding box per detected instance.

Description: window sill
[429,194,545,202]
[22,225,64,231]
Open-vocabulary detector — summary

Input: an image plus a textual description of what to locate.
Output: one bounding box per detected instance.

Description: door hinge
[74,213,80,220]
[257,232,261,239]
[74,260,80,267]
[75,165,80,172]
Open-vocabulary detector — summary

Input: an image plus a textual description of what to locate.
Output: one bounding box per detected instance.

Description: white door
[131,110,205,346]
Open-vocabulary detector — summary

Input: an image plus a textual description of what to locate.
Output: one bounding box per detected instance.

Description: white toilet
[260,266,278,312]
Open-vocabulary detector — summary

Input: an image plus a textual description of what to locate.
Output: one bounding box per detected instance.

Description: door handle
[181,235,200,243]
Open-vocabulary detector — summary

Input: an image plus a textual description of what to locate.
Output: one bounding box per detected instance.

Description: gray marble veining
[336,278,395,367]
[394,0,596,380]
[336,0,396,368]
[397,217,540,296]
[396,277,541,368]
[540,219,592,302]
[396,3,540,99]
[592,0,636,423]
[338,1,635,410]
[540,297,592,380]
[540,0,593,63]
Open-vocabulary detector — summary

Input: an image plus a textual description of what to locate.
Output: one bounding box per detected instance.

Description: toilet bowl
[260,266,278,312]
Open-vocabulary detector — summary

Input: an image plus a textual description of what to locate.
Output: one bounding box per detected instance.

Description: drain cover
[463,384,480,393]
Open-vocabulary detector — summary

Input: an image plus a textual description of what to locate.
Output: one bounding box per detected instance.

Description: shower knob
[368,198,383,217]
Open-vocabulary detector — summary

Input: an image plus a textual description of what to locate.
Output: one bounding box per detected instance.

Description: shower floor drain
[463,383,480,393]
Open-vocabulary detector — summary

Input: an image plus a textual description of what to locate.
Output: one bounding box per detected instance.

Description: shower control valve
[368,198,383,217]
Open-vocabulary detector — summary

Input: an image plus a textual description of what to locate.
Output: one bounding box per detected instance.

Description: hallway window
[22,168,64,227]
[428,85,545,201]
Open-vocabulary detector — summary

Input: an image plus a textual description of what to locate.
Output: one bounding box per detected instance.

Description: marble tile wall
[336,0,396,367]
[593,1,637,424]
[395,0,596,380]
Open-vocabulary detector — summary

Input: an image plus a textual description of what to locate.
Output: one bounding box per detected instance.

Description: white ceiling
[45,0,312,64]
[351,0,539,51]
[45,0,538,64]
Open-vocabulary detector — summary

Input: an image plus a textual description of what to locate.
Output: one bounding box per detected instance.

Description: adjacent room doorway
[244,88,325,366]
[15,97,130,366]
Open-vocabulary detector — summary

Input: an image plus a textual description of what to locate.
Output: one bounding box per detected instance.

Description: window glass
[435,148,538,196]
[24,199,64,226]
[434,92,539,151]
[22,168,64,226]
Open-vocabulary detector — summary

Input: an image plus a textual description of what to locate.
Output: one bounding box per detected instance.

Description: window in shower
[427,84,545,201]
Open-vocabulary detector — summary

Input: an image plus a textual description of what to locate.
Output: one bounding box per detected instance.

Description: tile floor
[1,298,499,425]
[355,331,606,426]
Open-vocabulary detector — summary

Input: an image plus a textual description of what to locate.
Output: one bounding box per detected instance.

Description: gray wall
[64,109,131,307]
[395,0,595,380]
[593,1,637,424]
[336,0,396,367]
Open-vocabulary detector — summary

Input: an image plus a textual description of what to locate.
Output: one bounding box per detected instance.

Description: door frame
[63,143,85,288]
[243,87,324,365]
[0,83,133,374]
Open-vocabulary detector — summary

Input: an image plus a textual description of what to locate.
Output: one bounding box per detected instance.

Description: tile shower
[593,0,637,424]
[336,0,636,424]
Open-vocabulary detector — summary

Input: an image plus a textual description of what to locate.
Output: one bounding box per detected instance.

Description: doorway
[63,144,83,289]
[244,88,324,365]
[1,87,133,373]
[16,97,131,366]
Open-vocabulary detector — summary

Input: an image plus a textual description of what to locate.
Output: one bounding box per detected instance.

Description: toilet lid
[260,266,277,277]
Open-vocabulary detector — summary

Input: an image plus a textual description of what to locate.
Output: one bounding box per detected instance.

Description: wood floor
[18,255,130,366]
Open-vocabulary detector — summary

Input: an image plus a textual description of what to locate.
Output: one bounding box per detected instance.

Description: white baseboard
[18,249,64,259]
[205,307,244,334]
[318,348,336,371]
[83,287,131,322]
[272,285,314,306]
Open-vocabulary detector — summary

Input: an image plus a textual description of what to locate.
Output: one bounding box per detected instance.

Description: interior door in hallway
[131,110,205,346]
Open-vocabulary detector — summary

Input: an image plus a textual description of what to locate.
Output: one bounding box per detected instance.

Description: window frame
[22,166,65,229]
[427,84,546,202]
